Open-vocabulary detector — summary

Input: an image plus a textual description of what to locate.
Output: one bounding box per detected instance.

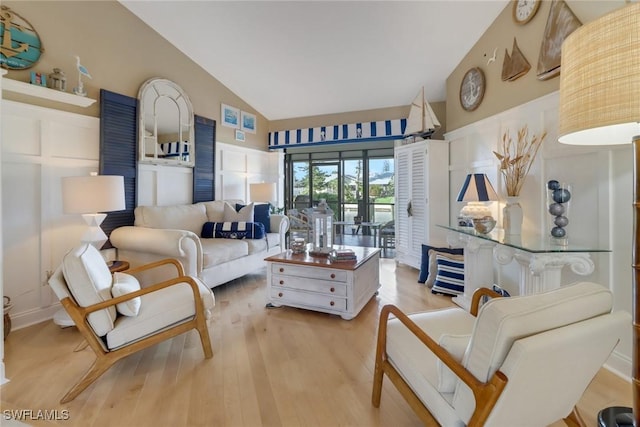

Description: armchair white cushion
[373,282,630,426]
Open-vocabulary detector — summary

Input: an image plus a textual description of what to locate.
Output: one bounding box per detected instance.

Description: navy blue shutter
[99,89,137,246]
[193,115,216,203]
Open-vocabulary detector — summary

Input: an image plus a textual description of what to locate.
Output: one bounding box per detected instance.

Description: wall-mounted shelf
[1,77,96,107]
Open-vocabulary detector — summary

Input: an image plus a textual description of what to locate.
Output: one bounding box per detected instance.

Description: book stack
[331,249,357,262]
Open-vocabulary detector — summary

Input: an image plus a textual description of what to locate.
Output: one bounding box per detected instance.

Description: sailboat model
[501,37,530,82]
[404,86,440,140]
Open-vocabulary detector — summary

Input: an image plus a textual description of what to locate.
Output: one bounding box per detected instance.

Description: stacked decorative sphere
[547,180,571,238]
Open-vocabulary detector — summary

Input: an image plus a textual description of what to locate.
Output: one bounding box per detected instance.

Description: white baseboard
[604,349,632,382]
[8,304,60,332]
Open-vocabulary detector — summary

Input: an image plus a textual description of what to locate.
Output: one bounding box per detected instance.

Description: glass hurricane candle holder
[547,180,571,245]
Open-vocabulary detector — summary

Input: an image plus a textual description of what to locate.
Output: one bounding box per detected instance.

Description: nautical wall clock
[513,0,541,25]
[459,67,485,112]
[0,6,44,70]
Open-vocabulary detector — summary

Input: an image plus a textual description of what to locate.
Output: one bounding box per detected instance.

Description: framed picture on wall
[241,111,257,133]
[221,103,240,128]
[235,129,245,142]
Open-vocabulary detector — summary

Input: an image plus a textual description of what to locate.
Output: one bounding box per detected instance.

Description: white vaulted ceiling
[121,1,620,121]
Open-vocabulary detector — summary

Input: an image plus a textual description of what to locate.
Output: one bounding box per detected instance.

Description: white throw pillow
[111,272,142,317]
[223,202,254,222]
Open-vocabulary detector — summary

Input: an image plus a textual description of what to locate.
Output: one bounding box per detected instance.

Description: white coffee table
[265,246,381,320]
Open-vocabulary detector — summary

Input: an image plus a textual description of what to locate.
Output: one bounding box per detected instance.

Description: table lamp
[249,182,277,206]
[557,4,639,425]
[62,172,125,249]
[456,173,498,225]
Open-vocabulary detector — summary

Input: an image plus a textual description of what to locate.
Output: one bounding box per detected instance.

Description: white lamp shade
[558,3,640,145]
[62,174,125,214]
[250,182,277,204]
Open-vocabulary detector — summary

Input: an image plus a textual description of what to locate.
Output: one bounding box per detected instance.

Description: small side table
[108,260,129,273]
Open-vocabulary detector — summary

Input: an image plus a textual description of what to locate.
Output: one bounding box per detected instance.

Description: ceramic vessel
[503,196,523,235]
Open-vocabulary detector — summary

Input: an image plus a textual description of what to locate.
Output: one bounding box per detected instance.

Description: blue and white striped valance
[268,119,406,149]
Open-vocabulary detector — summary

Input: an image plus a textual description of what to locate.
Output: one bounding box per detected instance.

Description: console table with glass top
[438,225,611,311]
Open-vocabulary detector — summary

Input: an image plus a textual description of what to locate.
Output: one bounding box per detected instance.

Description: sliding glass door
[285,147,394,224]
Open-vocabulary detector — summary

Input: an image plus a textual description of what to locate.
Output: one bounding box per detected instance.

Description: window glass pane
[292,161,310,209]
[312,163,339,213]
[342,159,364,222]
[369,157,394,224]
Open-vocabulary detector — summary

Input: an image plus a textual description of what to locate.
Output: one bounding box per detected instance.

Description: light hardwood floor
[1,259,632,426]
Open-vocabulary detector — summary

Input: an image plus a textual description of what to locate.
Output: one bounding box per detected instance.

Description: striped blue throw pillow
[431,253,465,296]
[201,222,265,239]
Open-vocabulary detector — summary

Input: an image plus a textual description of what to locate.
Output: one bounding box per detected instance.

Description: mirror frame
[137,78,195,167]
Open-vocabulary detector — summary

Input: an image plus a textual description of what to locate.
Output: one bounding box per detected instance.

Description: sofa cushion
[223,202,254,222]
[246,237,268,254]
[266,232,280,249]
[62,244,116,336]
[237,202,271,233]
[134,203,207,235]
[201,200,227,223]
[106,277,215,350]
[201,221,265,239]
[111,272,142,317]
[201,238,249,268]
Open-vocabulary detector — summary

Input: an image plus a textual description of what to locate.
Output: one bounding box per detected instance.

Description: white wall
[446,91,632,378]
[1,100,100,330]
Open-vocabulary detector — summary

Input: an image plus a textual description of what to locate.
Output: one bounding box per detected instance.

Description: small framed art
[30,71,46,86]
[241,111,257,133]
[235,129,245,142]
[221,103,240,128]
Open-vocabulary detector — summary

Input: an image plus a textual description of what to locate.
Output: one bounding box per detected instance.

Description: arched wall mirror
[138,78,195,167]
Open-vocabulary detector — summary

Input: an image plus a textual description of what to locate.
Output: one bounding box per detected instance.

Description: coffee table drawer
[271,263,347,282]
[271,275,347,296]
[271,287,347,311]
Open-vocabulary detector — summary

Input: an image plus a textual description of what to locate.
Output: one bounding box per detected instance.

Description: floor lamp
[557,4,639,426]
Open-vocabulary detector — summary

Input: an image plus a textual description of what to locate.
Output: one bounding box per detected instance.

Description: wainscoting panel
[445,91,632,379]
[2,100,100,330]
[216,142,284,207]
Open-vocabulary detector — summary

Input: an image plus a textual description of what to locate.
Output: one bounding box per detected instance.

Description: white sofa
[110,200,289,288]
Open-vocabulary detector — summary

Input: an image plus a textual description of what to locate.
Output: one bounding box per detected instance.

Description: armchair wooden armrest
[76,274,204,318]
[470,287,503,316]
[124,257,185,277]
[372,304,508,426]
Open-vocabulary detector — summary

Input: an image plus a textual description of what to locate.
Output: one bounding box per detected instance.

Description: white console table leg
[494,245,595,295]
[447,231,497,310]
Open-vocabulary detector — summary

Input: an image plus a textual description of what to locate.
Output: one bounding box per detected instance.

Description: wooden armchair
[48,244,214,403]
[372,283,629,426]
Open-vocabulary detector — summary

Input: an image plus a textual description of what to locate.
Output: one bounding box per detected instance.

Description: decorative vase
[503,196,523,235]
